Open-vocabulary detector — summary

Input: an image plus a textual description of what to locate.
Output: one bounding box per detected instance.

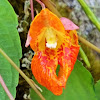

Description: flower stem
[0,48,45,100]
[41,0,100,54]
[41,0,61,17]
[0,75,14,100]
[77,0,100,31]
[78,36,100,53]
[79,47,91,68]
[30,0,34,20]
[36,0,45,9]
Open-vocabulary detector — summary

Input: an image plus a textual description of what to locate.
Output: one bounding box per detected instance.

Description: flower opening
[26,8,80,95]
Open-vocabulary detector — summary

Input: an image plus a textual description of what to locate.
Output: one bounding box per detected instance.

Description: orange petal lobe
[29,8,65,51]
[31,52,63,95]
[31,30,79,95]
[30,8,80,95]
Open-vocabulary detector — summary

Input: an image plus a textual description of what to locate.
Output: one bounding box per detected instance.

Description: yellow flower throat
[37,27,65,51]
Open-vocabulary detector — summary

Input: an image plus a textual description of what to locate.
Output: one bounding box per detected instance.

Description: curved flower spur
[26,0,80,95]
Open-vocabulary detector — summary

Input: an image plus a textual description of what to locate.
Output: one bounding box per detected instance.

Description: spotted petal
[31,50,64,95]
[31,31,79,95]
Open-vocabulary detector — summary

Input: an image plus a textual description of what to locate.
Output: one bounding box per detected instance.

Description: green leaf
[30,60,97,100]
[95,80,100,100]
[0,0,22,99]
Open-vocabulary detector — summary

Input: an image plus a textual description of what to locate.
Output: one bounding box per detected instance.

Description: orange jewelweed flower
[26,8,80,95]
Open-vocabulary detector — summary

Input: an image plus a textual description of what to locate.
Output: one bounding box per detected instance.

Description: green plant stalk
[0,75,14,100]
[41,0,100,54]
[0,48,45,100]
[77,0,100,31]
[79,47,90,68]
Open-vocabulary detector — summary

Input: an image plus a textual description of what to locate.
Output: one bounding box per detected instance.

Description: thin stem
[0,48,45,100]
[0,75,14,100]
[36,0,45,9]
[77,0,100,31]
[79,47,90,68]
[41,0,100,54]
[78,36,100,53]
[30,0,34,20]
[30,79,43,92]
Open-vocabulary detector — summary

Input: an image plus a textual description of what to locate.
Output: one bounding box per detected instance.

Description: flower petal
[67,30,79,46]
[29,8,65,51]
[60,17,79,30]
[57,32,79,87]
[31,31,79,95]
[25,30,32,47]
[30,9,80,96]
[31,52,63,95]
